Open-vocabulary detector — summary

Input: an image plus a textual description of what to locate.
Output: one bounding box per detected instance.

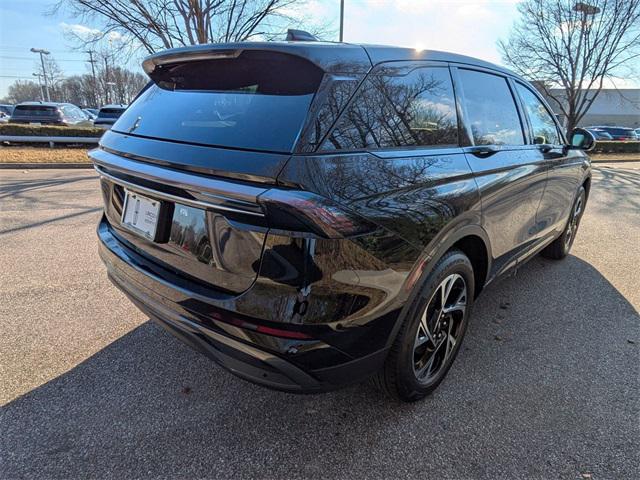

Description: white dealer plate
[121,190,160,240]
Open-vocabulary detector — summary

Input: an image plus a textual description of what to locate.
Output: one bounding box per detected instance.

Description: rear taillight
[211,311,312,339]
[257,189,378,239]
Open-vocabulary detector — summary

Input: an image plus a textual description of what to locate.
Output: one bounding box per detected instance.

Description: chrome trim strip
[95,166,265,217]
[90,148,266,202]
[90,148,266,217]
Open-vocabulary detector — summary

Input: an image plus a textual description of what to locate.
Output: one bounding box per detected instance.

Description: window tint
[458,69,524,146]
[98,108,126,119]
[13,105,58,116]
[323,67,458,150]
[115,51,324,153]
[515,84,560,145]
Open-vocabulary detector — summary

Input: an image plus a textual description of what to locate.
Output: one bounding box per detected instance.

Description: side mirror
[568,127,596,152]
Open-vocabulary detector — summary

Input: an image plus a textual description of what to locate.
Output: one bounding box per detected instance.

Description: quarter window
[323,67,458,150]
[515,83,560,145]
[458,69,524,146]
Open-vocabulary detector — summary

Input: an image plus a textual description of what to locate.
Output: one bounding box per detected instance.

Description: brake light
[213,313,312,340]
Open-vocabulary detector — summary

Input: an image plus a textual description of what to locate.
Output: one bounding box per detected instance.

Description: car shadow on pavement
[0,175,95,201]
[2,256,639,479]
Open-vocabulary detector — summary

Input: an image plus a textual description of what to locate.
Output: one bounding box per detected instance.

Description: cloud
[59,22,101,40]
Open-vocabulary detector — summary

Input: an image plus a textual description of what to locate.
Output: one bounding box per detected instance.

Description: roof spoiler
[286,29,317,42]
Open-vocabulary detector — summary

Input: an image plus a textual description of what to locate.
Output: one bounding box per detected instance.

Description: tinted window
[458,69,524,146]
[13,105,58,117]
[323,67,458,150]
[98,108,126,119]
[114,51,324,153]
[515,84,560,145]
[598,127,634,136]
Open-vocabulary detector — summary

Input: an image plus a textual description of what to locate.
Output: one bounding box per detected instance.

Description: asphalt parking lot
[1,163,639,479]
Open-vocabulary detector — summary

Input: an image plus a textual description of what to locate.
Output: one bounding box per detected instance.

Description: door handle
[467,146,498,157]
[539,144,553,153]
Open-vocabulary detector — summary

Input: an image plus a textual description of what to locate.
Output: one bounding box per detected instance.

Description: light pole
[573,2,601,16]
[339,0,344,42]
[106,81,117,104]
[32,73,45,101]
[30,48,51,102]
[86,50,98,107]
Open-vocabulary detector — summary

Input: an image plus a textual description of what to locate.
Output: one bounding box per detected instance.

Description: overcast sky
[0,0,638,100]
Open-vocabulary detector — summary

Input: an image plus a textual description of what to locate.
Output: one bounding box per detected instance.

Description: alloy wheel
[413,273,467,383]
[564,193,584,251]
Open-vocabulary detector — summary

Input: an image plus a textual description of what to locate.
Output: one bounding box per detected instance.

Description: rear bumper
[98,218,388,392]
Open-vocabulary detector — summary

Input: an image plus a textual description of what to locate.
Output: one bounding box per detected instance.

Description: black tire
[374,249,475,402]
[541,186,586,260]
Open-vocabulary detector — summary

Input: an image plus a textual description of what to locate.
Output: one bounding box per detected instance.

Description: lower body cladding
[98,219,406,392]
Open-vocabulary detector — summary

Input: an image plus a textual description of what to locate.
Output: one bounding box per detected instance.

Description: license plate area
[121,190,162,241]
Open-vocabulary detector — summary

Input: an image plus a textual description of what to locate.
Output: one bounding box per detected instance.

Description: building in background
[541,88,640,129]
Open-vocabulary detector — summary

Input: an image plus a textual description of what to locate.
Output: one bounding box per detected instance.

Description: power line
[0,55,87,62]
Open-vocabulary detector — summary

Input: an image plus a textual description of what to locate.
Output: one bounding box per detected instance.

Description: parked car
[0,111,9,123]
[585,128,613,141]
[634,128,640,139]
[93,104,127,129]
[9,102,93,126]
[82,108,97,121]
[84,107,99,117]
[586,125,637,141]
[91,41,593,401]
[0,104,14,117]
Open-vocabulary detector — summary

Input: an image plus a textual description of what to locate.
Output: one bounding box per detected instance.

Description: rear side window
[98,108,125,119]
[13,105,58,117]
[515,83,560,145]
[458,69,524,146]
[322,66,458,150]
[113,51,324,153]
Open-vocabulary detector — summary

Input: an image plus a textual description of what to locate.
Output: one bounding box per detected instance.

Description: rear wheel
[542,186,586,260]
[374,250,474,402]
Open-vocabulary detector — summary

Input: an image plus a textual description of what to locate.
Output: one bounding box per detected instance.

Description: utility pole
[86,50,98,107]
[32,73,45,101]
[104,56,110,104]
[30,48,50,101]
[339,0,344,42]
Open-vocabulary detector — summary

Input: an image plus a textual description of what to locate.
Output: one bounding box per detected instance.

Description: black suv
[10,102,92,126]
[92,42,593,401]
[93,104,128,129]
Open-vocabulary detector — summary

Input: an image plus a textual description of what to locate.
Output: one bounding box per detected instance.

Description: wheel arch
[387,223,492,350]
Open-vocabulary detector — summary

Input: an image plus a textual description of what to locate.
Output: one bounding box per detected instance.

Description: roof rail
[286,29,317,42]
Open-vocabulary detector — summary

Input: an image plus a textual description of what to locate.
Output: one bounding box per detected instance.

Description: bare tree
[36,56,65,92]
[1,82,43,104]
[499,0,640,133]
[53,0,323,55]
[1,68,147,106]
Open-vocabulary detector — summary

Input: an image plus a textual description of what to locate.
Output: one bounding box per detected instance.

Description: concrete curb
[0,163,94,169]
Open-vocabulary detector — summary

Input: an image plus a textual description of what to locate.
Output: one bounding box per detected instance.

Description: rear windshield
[98,108,125,118]
[600,127,633,135]
[13,105,58,116]
[112,51,324,153]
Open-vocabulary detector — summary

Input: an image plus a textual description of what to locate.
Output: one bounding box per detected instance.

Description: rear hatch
[93,46,359,294]
[94,107,126,126]
[11,105,61,124]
